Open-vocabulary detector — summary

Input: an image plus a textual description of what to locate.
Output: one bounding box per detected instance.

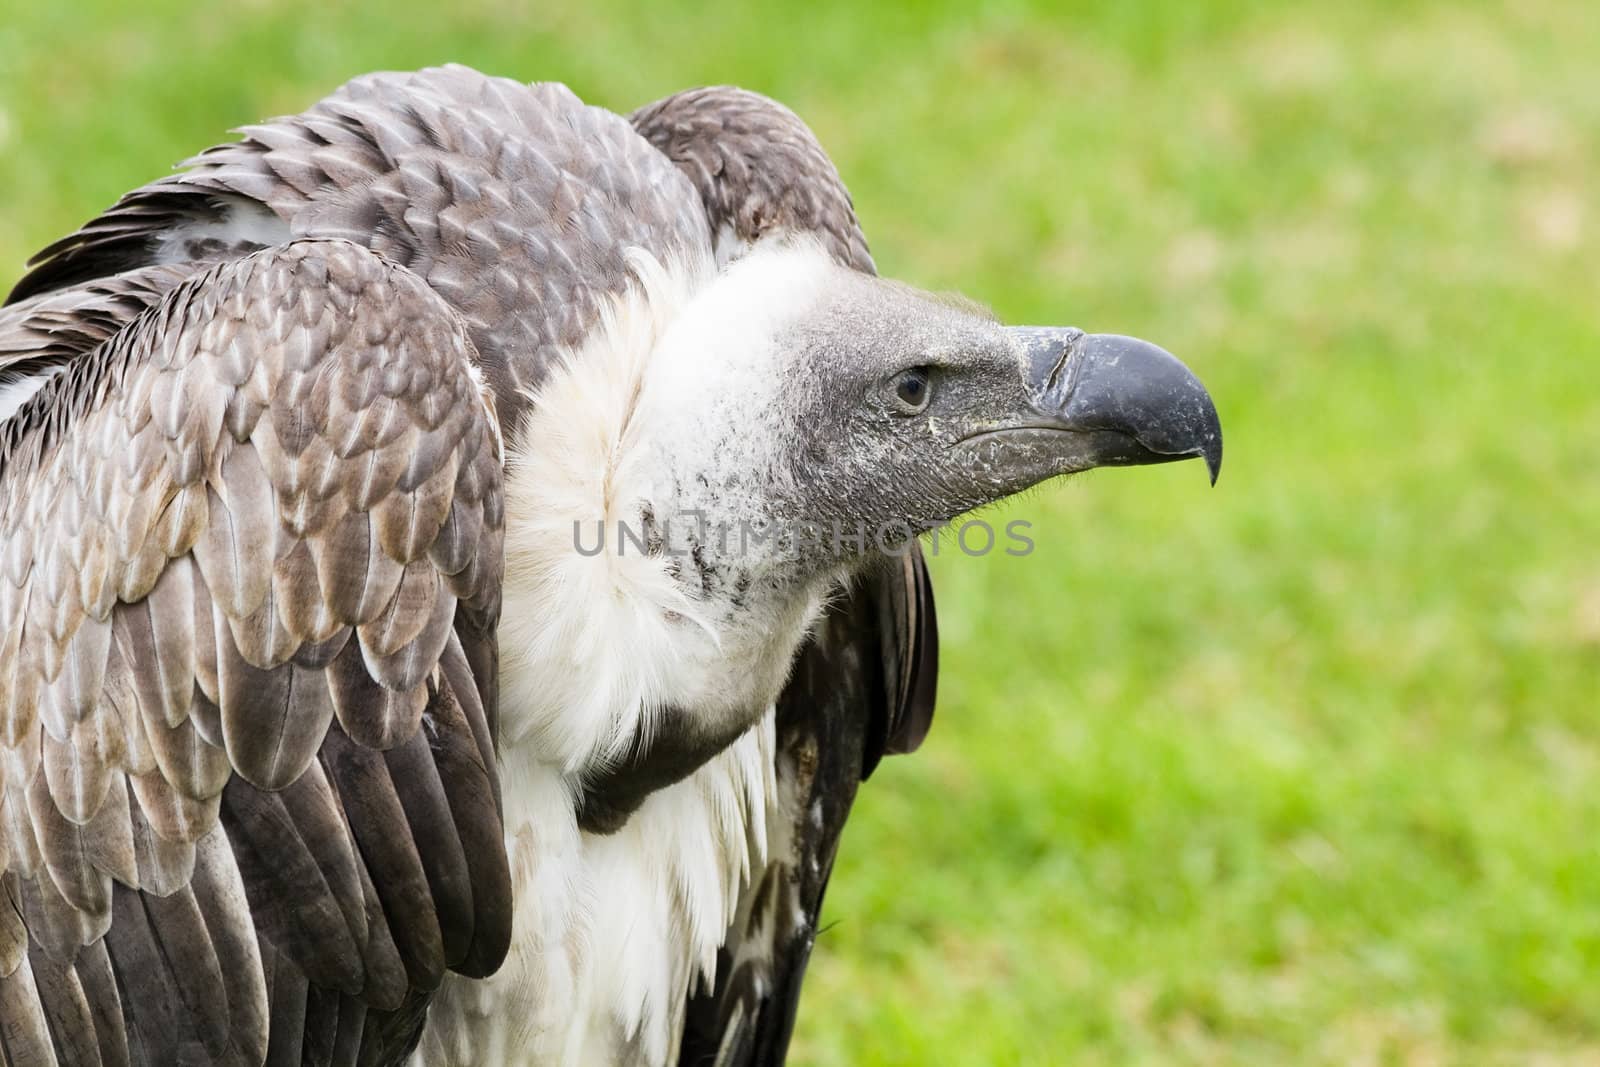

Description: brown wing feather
[876,546,939,764]
[9,65,710,435]
[631,86,876,274]
[0,238,509,1064]
[0,265,194,385]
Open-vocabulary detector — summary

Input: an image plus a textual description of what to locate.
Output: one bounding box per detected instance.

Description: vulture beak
[1009,328,1223,484]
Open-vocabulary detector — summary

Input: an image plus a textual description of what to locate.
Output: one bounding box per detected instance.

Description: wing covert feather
[9,65,711,433]
[0,237,510,1064]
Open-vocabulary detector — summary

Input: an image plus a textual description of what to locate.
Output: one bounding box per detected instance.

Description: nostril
[1043,329,1084,397]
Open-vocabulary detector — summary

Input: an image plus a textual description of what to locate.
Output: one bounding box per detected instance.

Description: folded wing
[0,238,510,1066]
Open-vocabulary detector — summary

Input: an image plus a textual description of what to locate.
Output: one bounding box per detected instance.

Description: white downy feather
[420,239,842,1066]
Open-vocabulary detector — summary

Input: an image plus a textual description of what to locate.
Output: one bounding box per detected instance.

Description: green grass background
[3,1,1598,1062]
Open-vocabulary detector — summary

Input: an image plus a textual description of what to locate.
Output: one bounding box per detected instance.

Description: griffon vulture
[0,65,1221,1066]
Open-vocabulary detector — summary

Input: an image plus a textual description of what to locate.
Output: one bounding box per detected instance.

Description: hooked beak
[1007,328,1223,484]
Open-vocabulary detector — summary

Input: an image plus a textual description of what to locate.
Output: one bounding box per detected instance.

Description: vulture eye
[891,368,933,414]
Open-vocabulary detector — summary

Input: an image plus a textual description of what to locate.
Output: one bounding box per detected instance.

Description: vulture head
[507,236,1222,831]
[659,245,1220,546]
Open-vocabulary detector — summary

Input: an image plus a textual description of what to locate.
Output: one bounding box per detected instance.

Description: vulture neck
[499,238,852,780]
[432,239,857,1067]
[436,238,895,1064]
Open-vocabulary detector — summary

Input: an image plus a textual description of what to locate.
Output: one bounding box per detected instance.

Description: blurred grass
[4,0,1599,1063]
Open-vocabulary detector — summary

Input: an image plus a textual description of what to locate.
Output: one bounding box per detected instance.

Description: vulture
[0,65,1221,1066]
